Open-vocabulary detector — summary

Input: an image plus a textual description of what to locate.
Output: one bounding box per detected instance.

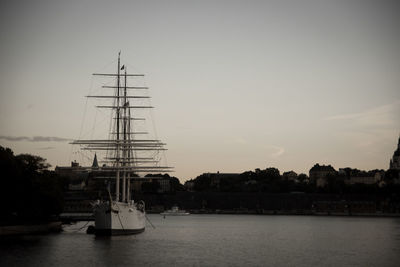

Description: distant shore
[4,212,399,231]
[61,191,400,221]
[147,209,400,217]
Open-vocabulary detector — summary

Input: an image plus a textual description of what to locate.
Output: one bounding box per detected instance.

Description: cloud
[224,136,248,145]
[31,136,71,142]
[324,112,363,121]
[0,135,72,142]
[323,100,400,150]
[323,100,400,128]
[269,145,285,158]
[0,136,30,141]
[232,137,248,145]
[36,146,55,150]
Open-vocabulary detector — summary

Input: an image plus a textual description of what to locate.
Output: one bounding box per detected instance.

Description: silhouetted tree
[0,146,66,224]
[141,180,160,193]
[385,169,400,184]
[297,173,308,183]
[145,173,186,192]
[170,176,186,192]
[193,174,212,191]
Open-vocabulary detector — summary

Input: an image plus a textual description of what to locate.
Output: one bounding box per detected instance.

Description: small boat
[160,206,190,216]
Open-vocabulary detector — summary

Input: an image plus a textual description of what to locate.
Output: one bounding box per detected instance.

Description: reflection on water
[1,215,400,266]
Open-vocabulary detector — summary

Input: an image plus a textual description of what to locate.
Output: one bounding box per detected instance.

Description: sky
[0,0,399,182]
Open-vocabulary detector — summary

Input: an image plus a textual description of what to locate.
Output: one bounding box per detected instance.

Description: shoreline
[2,212,399,233]
[0,221,62,236]
[147,209,400,217]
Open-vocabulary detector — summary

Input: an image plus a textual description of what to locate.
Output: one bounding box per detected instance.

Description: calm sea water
[1,215,400,267]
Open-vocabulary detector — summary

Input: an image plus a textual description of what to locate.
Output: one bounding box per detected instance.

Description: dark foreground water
[1,215,400,266]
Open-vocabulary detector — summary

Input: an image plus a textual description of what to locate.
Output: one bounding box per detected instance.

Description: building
[184,180,195,191]
[338,168,384,186]
[389,136,400,170]
[205,172,240,190]
[345,172,382,185]
[55,161,90,190]
[309,164,337,187]
[57,154,177,194]
[282,171,298,182]
[131,176,172,193]
[345,174,378,185]
[55,154,100,191]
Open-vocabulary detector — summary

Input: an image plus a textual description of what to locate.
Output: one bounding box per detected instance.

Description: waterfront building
[55,154,101,191]
[338,168,384,186]
[55,161,90,190]
[57,154,176,194]
[345,175,376,185]
[345,172,382,185]
[131,176,173,193]
[282,171,298,182]
[207,172,240,190]
[309,164,337,187]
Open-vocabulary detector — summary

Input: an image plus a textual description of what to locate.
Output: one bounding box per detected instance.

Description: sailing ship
[72,52,172,235]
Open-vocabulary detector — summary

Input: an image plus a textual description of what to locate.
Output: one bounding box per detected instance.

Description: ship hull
[94,201,145,236]
[95,228,145,236]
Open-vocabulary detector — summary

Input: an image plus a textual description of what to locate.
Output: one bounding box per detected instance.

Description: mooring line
[145,214,156,229]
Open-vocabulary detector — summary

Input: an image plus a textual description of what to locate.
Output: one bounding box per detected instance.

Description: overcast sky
[0,0,399,181]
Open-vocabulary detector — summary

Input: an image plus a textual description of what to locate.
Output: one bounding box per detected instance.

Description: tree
[193,174,212,191]
[0,146,66,223]
[385,169,400,184]
[145,173,186,192]
[16,154,51,173]
[265,168,281,179]
[297,173,308,183]
[170,177,186,192]
[141,180,160,193]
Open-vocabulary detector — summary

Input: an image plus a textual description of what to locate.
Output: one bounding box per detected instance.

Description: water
[1,215,400,266]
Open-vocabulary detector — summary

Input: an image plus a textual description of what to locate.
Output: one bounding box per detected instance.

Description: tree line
[0,146,68,224]
[188,167,400,195]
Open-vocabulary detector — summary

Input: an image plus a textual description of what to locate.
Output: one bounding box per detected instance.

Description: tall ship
[72,52,172,235]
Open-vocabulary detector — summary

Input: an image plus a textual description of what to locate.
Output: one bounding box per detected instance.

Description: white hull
[94,201,145,235]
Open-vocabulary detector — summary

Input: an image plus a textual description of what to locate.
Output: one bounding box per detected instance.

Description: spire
[398,134,400,149]
[92,153,99,168]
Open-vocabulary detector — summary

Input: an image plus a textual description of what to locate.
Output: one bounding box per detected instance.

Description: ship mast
[72,52,173,203]
[122,65,127,202]
[115,51,121,201]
